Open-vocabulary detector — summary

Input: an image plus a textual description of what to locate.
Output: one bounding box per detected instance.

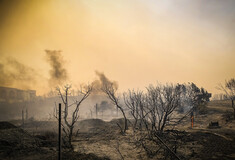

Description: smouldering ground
[72,100,235,160]
[0,100,235,160]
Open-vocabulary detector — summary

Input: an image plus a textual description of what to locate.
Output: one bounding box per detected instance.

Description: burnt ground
[0,122,109,160]
[72,123,235,160]
[0,100,235,159]
[71,100,235,160]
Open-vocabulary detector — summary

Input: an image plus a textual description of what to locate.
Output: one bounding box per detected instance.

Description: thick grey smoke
[0,57,37,89]
[45,50,68,86]
[93,71,118,91]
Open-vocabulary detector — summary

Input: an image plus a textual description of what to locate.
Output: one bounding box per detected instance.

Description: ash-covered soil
[0,100,235,160]
[72,101,235,160]
[0,122,109,160]
[73,124,235,160]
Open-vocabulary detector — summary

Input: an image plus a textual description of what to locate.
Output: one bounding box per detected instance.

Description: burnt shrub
[222,110,233,123]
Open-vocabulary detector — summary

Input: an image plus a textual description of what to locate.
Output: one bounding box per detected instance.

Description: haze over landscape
[0,0,235,95]
[1,1,235,160]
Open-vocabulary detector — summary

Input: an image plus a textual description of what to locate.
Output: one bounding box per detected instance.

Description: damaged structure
[0,86,36,103]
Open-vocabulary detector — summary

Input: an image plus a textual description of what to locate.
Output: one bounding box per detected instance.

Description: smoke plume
[97,100,113,112]
[0,57,37,89]
[93,71,118,92]
[45,50,68,86]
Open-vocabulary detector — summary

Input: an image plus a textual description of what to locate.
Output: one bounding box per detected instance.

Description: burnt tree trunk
[160,113,168,131]
[118,106,128,133]
[22,110,24,128]
[68,126,74,150]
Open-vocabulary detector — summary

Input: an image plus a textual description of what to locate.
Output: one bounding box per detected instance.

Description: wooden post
[22,109,24,128]
[26,108,28,121]
[95,103,98,119]
[58,103,62,160]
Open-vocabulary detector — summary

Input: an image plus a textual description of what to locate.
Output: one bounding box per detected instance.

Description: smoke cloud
[93,71,118,92]
[0,57,37,89]
[97,100,113,112]
[45,50,68,86]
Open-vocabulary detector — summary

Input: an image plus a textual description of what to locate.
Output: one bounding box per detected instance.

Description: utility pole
[58,103,62,160]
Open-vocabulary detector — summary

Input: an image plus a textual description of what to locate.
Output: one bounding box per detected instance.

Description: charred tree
[56,84,92,149]
[218,78,235,119]
[101,82,128,134]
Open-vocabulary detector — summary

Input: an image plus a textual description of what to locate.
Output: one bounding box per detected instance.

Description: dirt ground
[73,100,235,160]
[0,100,235,160]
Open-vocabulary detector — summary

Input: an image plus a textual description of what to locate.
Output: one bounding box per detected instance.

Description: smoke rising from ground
[0,57,38,89]
[93,71,118,92]
[45,50,68,86]
[0,50,69,94]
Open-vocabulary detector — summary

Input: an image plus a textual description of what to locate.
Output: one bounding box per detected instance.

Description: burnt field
[0,100,235,160]
[1,1,235,159]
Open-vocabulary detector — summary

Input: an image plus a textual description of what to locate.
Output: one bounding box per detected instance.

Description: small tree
[218,78,235,119]
[124,90,146,131]
[56,84,92,149]
[179,83,211,114]
[124,84,183,132]
[101,81,128,134]
[146,83,182,132]
[95,71,128,133]
[126,84,182,159]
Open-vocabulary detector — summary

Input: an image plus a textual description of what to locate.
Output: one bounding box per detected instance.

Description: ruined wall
[0,86,36,103]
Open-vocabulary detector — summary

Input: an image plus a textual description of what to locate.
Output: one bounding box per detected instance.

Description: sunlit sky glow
[0,0,234,95]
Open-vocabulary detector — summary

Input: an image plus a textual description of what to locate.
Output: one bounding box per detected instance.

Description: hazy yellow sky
[0,0,234,95]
